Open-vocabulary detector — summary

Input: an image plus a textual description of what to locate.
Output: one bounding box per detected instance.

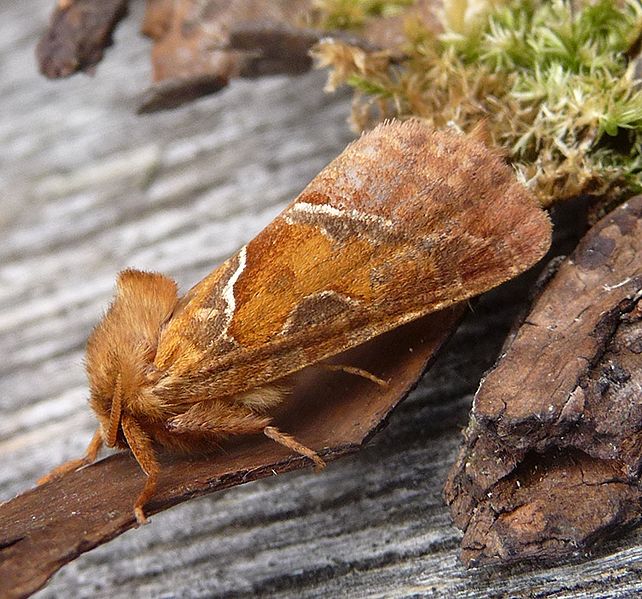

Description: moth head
[86,269,179,446]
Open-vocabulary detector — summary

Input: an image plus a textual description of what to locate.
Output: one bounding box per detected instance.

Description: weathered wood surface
[2,1,642,597]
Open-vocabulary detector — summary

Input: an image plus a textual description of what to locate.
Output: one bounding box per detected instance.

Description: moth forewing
[154,120,550,402]
[39,119,551,524]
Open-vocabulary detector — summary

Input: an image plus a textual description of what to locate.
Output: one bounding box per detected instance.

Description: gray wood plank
[1,1,641,597]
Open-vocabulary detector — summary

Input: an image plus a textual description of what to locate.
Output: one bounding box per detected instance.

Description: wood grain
[2,2,642,597]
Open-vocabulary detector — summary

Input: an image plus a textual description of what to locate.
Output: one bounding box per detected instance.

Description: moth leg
[320,364,388,387]
[264,426,326,471]
[37,428,103,484]
[121,415,159,526]
[169,402,325,471]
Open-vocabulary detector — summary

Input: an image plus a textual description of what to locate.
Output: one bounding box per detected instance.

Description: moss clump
[316,0,415,30]
[313,0,642,206]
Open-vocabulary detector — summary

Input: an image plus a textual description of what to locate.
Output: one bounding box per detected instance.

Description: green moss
[318,0,414,30]
[313,0,642,206]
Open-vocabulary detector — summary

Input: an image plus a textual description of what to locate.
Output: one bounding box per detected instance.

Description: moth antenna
[106,374,123,448]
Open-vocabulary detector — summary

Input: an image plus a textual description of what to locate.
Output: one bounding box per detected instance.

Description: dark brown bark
[36,0,129,78]
[445,196,642,566]
[0,307,463,599]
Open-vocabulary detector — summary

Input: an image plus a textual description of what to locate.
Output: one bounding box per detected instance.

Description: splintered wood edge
[0,307,464,599]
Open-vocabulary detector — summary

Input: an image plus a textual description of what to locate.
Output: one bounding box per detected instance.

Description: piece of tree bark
[445,196,642,566]
[0,306,463,599]
[139,0,315,112]
[36,0,129,78]
[138,20,327,113]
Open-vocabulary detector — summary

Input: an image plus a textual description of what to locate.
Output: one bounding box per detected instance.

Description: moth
[39,120,551,523]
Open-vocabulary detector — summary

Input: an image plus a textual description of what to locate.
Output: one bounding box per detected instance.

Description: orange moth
[39,120,551,523]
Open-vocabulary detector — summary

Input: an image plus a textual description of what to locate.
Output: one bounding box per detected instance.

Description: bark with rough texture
[446,197,642,566]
